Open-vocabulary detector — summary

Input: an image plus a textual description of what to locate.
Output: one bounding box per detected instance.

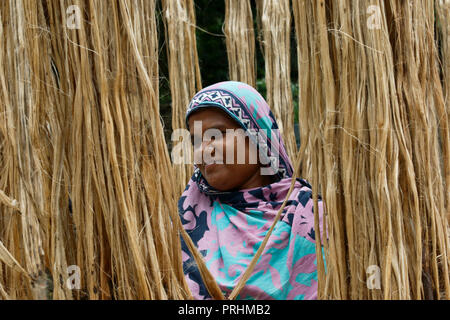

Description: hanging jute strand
[163,0,202,194]
[224,0,256,87]
[437,1,450,105]
[436,0,450,224]
[257,0,297,160]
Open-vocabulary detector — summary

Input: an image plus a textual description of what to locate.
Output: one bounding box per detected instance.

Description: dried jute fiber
[293,0,449,299]
[163,0,201,193]
[224,0,256,88]
[0,0,191,300]
[257,0,297,160]
[0,0,448,301]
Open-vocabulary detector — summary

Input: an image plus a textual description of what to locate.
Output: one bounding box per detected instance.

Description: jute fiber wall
[0,0,448,300]
[0,0,190,300]
[293,0,449,299]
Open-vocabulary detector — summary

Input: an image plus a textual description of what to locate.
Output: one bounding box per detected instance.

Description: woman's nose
[193,139,215,165]
[201,139,216,157]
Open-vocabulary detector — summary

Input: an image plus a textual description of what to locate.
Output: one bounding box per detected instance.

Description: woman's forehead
[188,107,241,128]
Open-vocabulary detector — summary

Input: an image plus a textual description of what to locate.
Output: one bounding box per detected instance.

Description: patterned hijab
[179,81,324,300]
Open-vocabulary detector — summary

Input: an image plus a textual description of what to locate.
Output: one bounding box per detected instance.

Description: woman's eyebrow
[189,120,238,138]
[208,124,228,131]
[198,123,230,132]
[190,124,229,143]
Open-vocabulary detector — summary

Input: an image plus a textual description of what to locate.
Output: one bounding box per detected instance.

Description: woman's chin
[204,176,231,191]
[202,167,233,191]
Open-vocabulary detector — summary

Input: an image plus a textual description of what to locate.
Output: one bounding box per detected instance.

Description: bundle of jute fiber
[0,0,50,299]
[436,0,450,224]
[437,1,450,107]
[224,0,256,87]
[293,0,449,299]
[163,0,201,193]
[257,0,297,161]
[389,0,449,298]
[0,0,191,299]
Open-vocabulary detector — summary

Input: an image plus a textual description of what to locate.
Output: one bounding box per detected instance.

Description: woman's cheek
[224,134,244,165]
[204,165,233,190]
[193,146,202,165]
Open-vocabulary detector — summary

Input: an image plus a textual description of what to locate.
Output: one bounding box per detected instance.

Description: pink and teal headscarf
[179,81,325,300]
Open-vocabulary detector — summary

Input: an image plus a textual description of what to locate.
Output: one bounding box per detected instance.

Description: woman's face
[188,108,273,191]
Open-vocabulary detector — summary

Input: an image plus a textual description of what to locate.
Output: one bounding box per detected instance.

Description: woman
[178,81,324,300]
